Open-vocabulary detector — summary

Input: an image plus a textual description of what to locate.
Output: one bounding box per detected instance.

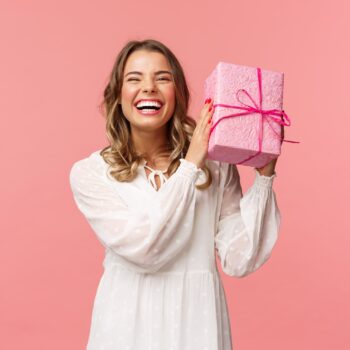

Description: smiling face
[120,49,176,133]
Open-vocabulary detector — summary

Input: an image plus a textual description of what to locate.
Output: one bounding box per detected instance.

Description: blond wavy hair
[98,39,212,190]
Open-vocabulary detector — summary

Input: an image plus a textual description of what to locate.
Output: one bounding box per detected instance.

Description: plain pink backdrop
[1,0,349,349]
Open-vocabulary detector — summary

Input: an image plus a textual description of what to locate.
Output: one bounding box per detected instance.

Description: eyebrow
[124,70,173,77]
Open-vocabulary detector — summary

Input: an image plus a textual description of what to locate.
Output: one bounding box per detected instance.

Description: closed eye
[127,77,171,82]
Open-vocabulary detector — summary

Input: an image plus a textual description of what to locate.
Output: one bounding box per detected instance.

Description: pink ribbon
[209,67,300,165]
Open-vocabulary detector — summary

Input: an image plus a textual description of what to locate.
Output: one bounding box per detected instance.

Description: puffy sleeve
[69,157,201,274]
[214,162,281,278]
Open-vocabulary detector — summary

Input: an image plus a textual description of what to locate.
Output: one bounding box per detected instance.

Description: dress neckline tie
[143,162,169,191]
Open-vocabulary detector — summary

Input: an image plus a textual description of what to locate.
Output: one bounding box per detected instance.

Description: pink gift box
[204,61,286,168]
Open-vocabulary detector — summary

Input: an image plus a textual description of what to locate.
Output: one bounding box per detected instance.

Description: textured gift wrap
[204,61,286,168]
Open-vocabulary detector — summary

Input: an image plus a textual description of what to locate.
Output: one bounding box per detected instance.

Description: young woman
[69,39,281,350]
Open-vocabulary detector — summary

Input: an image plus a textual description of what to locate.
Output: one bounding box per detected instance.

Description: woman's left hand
[255,117,285,177]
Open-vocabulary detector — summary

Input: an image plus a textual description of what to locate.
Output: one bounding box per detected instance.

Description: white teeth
[136,101,162,108]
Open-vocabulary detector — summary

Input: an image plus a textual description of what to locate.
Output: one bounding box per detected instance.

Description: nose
[142,77,157,93]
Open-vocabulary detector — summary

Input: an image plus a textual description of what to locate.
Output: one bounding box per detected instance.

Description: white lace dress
[69,149,281,350]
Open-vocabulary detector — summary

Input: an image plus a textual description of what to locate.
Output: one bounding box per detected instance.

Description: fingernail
[204,98,209,104]
[208,98,212,103]
[209,107,212,111]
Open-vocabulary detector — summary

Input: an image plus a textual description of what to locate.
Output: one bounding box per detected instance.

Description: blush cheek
[121,84,137,102]
[163,88,176,113]
[120,87,139,119]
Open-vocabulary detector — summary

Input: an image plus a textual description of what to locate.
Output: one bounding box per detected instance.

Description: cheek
[121,86,136,103]
[120,87,137,119]
[163,86,176,105]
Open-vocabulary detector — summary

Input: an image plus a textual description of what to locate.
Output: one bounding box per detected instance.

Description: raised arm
[69,157,201,274]
[214,162,281,278]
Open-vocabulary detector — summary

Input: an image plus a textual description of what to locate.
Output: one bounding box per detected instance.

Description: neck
[131,125,171,165]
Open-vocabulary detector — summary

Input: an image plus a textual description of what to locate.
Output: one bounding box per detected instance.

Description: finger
[206,105,215,123]
[200,103,214,130]
[202,106,214,129]
[202,102,211,114]
[204,99,214,114]
[207,116,213,128]
[207,107,214,123]
[197,106,208,130]
[206,99,214,112]
[199,101,210,121]
[204,116,213,137]
[203,100,212,113]
[199,101,212,127]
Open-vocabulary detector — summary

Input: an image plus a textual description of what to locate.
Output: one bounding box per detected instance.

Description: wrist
[184,157,202,169]
[255,168,276,177]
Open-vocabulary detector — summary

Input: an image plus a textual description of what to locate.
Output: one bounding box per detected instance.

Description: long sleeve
[69,157,201,274]
[214,162,281,278]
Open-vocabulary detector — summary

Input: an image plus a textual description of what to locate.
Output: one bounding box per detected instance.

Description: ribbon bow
[208,67,300,165]
[144,164,168,191]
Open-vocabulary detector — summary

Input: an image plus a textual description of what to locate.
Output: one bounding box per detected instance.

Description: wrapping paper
[204,61,288,168]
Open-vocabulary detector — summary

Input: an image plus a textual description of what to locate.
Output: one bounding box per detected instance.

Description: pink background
[1,0,349,349]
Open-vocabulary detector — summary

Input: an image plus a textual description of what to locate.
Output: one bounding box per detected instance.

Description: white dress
[69,149,281,350]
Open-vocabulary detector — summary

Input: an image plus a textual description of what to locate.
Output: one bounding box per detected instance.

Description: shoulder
[69,148,106,188]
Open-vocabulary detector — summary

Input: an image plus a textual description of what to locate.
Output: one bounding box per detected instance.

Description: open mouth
[134,100,164,115]
[134,105,163,115]
[136,105,162,111]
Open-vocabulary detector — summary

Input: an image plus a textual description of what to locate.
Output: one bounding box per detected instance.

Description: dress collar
[141,159,169,191]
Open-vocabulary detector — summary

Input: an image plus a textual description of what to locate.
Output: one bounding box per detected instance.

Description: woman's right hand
[185,98,214,169]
